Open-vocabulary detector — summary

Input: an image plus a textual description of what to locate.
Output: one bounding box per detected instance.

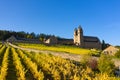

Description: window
[75,31,78,36]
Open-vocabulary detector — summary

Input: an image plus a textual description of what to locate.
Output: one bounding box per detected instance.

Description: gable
[6,36,17,42]
[103,46,119,51]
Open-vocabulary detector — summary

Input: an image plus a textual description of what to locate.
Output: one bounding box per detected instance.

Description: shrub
[115,50,120,58]
[88,58,98,70]
[94,73,116,80]
[80,55,90,68]
[80,55,98,70]
[89,49,101,57]
[98,54,115,75]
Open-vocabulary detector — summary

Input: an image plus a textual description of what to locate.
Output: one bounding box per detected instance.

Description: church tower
[74,27,78,45]
[74,25,84,47]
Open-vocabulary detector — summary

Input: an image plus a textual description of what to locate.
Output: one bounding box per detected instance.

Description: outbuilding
[102,46,119,55]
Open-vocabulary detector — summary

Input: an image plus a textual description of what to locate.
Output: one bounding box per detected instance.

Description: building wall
[45,36,58,44]
[84,42,101,49]
[7,36,41,44]
[16,40,41,44]
[58,40,73,45]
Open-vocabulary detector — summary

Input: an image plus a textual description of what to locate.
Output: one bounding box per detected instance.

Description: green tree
[27,34,33,39]
[39,33,45,42]
[30,32,36,39]
[102,40,106,50]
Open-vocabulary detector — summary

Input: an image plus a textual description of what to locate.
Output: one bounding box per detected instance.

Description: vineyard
[0,45,84,80]
[0,44,120,80]
[17,43,90,55]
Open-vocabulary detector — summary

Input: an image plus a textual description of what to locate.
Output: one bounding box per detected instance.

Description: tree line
[0,30,56,41]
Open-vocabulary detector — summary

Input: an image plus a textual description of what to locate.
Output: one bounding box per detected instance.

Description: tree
[102,40,106,50]
[39,33,46,42]
[27,35,33,39]
[30,32,36,39]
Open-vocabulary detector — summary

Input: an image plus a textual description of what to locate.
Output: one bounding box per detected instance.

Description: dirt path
[8,42,81,62]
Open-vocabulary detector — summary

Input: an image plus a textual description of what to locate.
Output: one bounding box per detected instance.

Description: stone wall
[58,39,73,45]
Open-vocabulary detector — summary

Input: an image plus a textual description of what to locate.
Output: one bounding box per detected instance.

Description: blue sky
[0,0,120,45]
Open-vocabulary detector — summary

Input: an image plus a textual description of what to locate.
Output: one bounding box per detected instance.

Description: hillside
[0,43,120,79]
[16,43,91,55]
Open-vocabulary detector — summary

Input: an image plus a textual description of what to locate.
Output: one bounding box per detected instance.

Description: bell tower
[74,28,77,44]
[74,25,84,47]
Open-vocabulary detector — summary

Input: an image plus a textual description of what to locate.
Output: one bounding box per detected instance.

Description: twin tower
[73,25,101,49]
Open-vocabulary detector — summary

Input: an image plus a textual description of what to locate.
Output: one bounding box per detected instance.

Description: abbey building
[74,26,101,49]
[45,25,101,49]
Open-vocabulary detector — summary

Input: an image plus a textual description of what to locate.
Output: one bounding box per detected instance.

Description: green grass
[17,43,91,55]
